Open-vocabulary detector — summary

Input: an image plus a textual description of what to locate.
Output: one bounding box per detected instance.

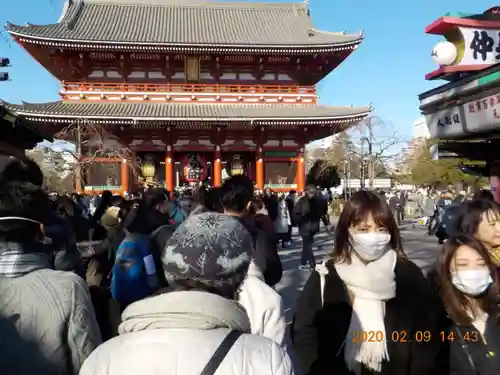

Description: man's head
[0,156,43,187]
[220,175,254,215]
[305,185,317,199]
[0,156,50,241]
[144,188,171,214]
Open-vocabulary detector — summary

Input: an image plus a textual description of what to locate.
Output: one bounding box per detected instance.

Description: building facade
[420,7,500,200]
[4,0,370,193]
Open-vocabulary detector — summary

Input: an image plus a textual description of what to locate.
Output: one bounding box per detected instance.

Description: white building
[412,116,431,140]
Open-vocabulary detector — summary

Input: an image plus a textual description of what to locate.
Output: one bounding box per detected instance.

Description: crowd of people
[0,154,500,375]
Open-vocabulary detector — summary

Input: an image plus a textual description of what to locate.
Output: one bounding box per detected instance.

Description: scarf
[119,290,251,335]
[490,245,500,266]
[0,242,53,277]
[334,250,397,374]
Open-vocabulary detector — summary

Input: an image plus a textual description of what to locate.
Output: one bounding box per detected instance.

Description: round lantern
[431,41,458,66]
[228,155,245,176]
[183,154,207,182]
[141,155,156,184]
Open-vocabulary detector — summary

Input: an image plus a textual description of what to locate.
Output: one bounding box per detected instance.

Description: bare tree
[53,119,138,192]
[321,116,407,189]
[351,116,407,188]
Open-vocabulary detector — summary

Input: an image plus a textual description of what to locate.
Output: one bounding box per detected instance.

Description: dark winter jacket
[443,311,500,375]
[239,215,282,287]
[263,195,279,221]
[293,196,321,236]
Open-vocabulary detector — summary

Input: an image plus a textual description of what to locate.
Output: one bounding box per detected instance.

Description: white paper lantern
[431,41,458,66]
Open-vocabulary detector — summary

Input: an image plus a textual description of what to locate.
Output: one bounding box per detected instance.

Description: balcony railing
[60,82,317,104]
[61,82,316,95]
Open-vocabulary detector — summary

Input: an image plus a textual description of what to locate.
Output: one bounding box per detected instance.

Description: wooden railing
[61,82,317,95]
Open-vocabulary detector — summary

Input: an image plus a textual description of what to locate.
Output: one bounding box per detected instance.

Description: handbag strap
[316,260,329,306]
[200,331,242,375]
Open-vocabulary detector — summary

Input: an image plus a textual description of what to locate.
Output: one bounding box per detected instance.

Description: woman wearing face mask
[452,199,500,268]
[435,236,500,374]
[292,190,445,375]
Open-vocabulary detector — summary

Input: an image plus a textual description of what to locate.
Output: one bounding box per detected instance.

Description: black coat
[239,215,282,287]
[292,258,447,375]
[293,196,321,236]
[263,195,279,221]
[443,311,500,375]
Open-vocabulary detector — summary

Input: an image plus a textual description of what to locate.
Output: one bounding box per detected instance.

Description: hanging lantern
[228,155,244,176]
[183,153,207,182]
[141,154,156,184]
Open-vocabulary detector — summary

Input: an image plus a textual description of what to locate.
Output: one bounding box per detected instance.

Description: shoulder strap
[316,260,329,306]
[200,331,242,375]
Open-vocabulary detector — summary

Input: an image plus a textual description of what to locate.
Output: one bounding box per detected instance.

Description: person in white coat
[238,261,287,347]
[80,212,293,375]
[275,194,291,248]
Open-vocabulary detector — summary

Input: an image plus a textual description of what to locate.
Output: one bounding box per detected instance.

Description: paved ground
[275,223,441,323]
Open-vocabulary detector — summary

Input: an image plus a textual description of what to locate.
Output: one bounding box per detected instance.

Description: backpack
[110,227,164,307]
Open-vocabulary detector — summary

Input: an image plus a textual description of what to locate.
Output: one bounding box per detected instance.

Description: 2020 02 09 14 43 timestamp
[352,330,480,343]
[352,330,433,343]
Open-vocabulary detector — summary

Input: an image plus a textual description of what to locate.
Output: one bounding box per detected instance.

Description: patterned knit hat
[162,212,253,291]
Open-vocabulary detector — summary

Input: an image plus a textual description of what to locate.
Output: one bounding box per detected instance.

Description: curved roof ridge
[5,0,361,49]
[6,101,372,121]
[82,0,308,8]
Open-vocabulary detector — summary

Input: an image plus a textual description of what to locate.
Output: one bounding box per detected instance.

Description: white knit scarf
[334,250,397,374]
[119,290,251,334]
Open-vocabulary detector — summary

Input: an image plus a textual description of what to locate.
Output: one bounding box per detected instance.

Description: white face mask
[349,231,391,261]
[452,269,493,296]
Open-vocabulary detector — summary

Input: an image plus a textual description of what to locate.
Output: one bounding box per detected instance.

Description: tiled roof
[0,104,54,141]
[3,101,371,123]
[6,0,362,49]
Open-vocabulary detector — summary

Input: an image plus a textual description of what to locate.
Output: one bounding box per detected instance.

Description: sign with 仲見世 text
[458,27,500,66]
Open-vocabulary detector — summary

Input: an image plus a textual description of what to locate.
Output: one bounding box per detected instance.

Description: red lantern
[183,154,207,182]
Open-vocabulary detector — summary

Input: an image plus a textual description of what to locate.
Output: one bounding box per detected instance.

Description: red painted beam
[425,64,486,80]
[426,16,500,35]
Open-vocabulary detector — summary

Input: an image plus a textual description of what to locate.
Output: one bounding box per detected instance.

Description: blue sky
[0,0,496,144]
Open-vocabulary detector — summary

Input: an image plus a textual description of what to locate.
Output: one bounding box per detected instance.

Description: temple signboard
[425,7,500,80]
[464,93,500,132]
[457,27,500,66]
[425,106,464,138]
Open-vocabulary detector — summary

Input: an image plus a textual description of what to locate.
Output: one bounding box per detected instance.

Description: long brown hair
[436,236,500,325]
[330,190,405,263]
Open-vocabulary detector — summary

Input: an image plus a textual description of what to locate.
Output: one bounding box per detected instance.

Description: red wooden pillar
[256,147,264,190]
[121,159,129,196]
[213,146,222,187]
[165,146,174,191]
[296,150,305,192]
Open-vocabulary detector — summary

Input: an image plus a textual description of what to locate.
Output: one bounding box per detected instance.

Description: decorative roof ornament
[304,0,310,16]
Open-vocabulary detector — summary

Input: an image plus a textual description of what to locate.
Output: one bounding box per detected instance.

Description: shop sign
[464,93,500,132]
[458,27,500,66]
[425,106,464,138]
